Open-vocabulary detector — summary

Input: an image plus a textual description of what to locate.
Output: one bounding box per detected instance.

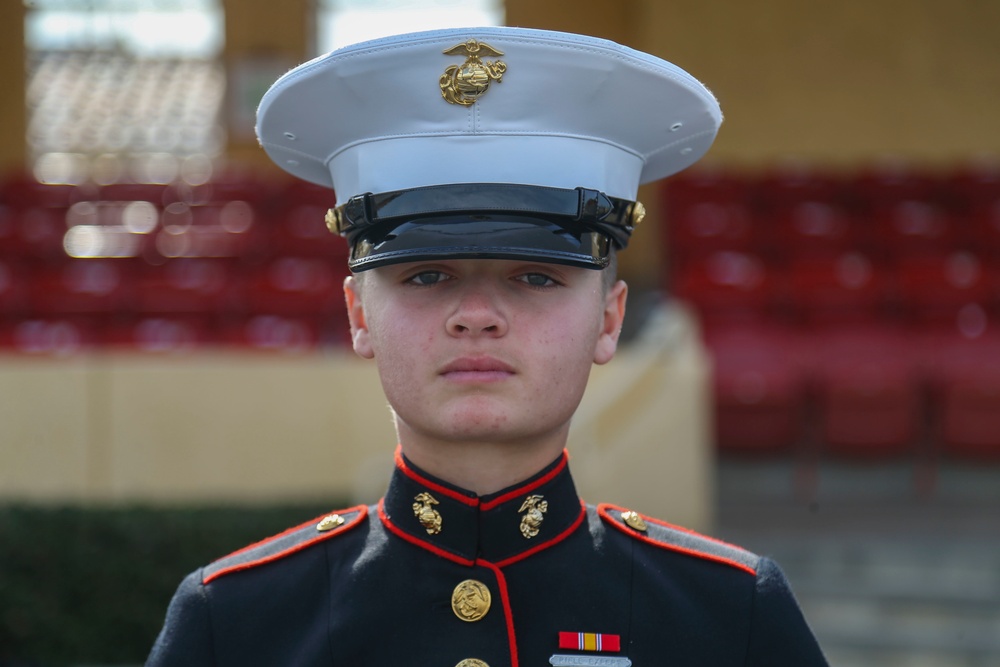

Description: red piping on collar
[598,503,757,577]
[495,499,586,568]
[394,447,479,507]
[377,498,476,567]
[480,450,569,511]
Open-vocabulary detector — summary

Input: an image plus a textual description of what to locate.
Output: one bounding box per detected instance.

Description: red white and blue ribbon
[558,632,621,652]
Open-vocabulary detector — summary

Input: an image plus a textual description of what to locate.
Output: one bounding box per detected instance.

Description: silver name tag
[549,656,633,667]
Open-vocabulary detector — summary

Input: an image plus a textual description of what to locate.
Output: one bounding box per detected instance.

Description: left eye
[406,271,447,286]
[517,273,557,287]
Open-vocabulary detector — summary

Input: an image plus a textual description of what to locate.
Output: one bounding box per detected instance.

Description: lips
[440,356,515,382]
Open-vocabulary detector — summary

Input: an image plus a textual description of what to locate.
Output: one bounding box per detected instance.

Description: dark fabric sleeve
[145,570,215,667]
[744,557,829,666]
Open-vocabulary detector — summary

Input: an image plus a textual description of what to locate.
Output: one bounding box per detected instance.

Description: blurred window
[24,0,225,184]
[316,0,504,53]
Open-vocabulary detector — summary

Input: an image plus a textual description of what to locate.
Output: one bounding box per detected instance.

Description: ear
[344,275,374,359]
[593,279,628,365]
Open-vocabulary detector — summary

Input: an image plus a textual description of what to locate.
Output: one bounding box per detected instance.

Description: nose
[445,285,508,338]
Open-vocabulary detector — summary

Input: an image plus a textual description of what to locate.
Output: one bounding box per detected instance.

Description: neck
[396,425,569,496]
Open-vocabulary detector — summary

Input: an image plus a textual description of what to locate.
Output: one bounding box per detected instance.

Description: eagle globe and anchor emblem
[440,39,507,105]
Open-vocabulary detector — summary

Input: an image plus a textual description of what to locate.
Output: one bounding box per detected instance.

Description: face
[344,259,627,449]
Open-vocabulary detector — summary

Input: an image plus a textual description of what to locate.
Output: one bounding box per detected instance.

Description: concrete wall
[0,305,713,529]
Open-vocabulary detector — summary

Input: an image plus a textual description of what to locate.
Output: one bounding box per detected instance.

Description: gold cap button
[630,201,646,226]
[621,510,648,532]
[451,579,492,622]
[455,660,489,667]
[316,514,344,532]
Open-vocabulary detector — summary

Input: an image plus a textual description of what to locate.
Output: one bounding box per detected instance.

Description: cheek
[366,306,435,385]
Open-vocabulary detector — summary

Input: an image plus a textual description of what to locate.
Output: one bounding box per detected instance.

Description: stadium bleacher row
[663,162,1000,460]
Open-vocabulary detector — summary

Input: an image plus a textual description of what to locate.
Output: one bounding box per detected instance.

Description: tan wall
[0,306,713,529]
[509,0,1000,166]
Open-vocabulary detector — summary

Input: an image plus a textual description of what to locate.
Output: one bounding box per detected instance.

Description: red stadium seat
[851,161,942,212]
[873,200,961,260]
[924,332,1000,459]
[0,173,82,208]
[661,165,749,217]
[806,326,922,458]
[894,252,998,330]
[0,261,29,316]
[969,198,1000,261]
[783,253,890,325]
[134,258,238,316]
[666,201,757,268]
[753,162,845,214]
[5,206,69,264]
[766,200,867,261]
[703,324,807,455]
[104,316,213,352]
[220,313,350,351]
[222,315,320,352]
[30,260,134,316]
[672,251,777,325]
[0,317,99,355]
[240,257,346,317]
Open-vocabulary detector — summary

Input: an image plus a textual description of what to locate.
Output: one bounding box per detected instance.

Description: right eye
[405,271,448,286]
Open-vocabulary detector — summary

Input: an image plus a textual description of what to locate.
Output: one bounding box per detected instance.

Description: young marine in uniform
[148,26,829,666]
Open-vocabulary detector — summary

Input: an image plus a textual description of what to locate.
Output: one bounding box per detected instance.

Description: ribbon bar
[558,632,621,652]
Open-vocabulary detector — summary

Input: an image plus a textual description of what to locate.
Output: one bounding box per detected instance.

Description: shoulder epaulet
[597,503,758,576]
[202,505,368,585]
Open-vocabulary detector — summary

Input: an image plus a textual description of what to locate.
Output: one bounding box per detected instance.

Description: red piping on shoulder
[203,505,368,585]
[597,503,757,577]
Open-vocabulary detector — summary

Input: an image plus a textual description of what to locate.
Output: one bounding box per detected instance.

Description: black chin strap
[327,183,642,250]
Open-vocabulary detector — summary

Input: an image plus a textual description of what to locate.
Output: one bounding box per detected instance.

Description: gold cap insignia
[412,492,443,535]
[451,579,492,622]
[316,513,344,532]
[440,39,507,106]
[518,494,548,539]
[621,510,648,532]
[455,660,490,667]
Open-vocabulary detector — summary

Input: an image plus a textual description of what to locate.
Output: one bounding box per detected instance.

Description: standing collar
[379,448,585,566]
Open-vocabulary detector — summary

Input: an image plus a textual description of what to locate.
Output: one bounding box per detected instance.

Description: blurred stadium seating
[2,163,999,460]
[0,172,349,354]
[664,161,1000,461]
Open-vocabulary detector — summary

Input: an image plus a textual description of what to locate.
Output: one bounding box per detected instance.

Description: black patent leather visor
[328,183,641,272]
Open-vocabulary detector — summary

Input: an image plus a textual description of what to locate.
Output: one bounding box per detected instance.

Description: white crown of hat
[257,26,722,205]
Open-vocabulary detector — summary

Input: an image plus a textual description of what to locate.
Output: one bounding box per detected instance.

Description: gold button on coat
[451,579,491,622]
[316,514,344,532]
[621,510,648,532]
